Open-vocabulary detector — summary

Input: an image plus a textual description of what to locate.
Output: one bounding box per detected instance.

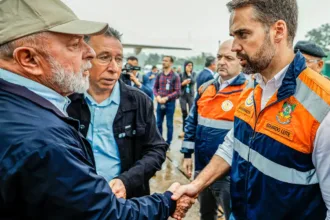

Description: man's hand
[129,73,142,87]
[172,195,196,220]
[171,183,199,201]
[109,179,126,199]
[156,96,164,104]
[182,158,193,178]
[161,97,168,103]
[168,183,196,220]
[149,74,156,79]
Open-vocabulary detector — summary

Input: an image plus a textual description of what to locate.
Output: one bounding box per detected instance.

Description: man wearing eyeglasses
[67,27,168,200]
[294,41,327,74]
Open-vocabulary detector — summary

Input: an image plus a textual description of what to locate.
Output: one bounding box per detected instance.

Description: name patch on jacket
[237,105,253,117]
[264,120,294,140]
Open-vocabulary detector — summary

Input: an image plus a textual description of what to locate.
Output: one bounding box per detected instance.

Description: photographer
[121,56,153,99]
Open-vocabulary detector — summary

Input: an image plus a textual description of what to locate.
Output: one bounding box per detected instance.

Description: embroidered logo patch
[245,91,254,107]
[276,102,296,125]
[221,100,233,112]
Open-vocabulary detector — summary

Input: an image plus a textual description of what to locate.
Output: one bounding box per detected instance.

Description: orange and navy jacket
[231,52,329,219]
[180,73,246,171]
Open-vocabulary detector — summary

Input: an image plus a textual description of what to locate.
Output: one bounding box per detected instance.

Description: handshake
[109,179,201,219]
[167,182,200,220]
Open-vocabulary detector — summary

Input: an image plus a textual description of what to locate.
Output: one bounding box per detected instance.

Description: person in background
[196,56,217,89]
[172,66,177,73]
[0,0,194,219]
[68,27,168,199]
[153,56,181,147]
[146,65,158,91]
[121,56,153,99]
[172,0,330,219]
[177,66,183,74]
[178,61,196,138]
[181,39,245,220]
[294,41,327,74]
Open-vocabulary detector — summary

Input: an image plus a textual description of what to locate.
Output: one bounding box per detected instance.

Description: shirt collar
[218,74,239,86]
[255,64,290,90]
[85,81,120,107]
[205,68,214,75]
[0,68,70,116]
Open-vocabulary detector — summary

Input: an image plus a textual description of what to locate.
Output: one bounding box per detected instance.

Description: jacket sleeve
[10,139,175,220]
[180,94,200,158]
[153,74,160,97]
[139,76,153,99]
[117,98,168,198]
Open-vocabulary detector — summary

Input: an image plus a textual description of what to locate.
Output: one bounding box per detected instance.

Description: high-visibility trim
[234,138,319,185]
[295,78,330,123]
[182,141,195,150]
[198,115,233,130]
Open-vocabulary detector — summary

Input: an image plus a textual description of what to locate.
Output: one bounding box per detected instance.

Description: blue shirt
[84,82,121,182]
[145,71,157,89]
[0,68,70,116]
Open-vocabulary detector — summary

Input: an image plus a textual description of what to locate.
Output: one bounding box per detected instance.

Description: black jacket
[180,61,196,97]
[67,80,168,198]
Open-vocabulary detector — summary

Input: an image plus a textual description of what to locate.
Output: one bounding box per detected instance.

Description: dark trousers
[196,172,231,220]
[179,93,194,131]
[156,101,175,145]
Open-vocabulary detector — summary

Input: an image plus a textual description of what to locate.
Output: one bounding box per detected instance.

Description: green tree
[305,23,330,52]
[144,53,161,65]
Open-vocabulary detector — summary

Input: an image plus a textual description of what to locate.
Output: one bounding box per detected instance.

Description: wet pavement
[150,103,225,220]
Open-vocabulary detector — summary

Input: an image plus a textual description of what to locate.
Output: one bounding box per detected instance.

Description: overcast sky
[62,0,330,57]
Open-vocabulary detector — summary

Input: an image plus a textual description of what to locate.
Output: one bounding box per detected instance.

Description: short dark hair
[85,26,122,43]
[227,0,298,45]
[163,55,174,63]
[127,56,138,62]
[205,56,216,67]
[152,65,157,70]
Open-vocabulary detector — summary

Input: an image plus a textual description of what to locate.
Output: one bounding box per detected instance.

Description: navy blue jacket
[196,68,214,89]
[0,78,175,219]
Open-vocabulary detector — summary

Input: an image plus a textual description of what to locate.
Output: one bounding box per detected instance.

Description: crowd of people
[0,0,330,219]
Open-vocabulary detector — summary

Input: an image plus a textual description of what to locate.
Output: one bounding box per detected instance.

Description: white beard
[48,57,91,94]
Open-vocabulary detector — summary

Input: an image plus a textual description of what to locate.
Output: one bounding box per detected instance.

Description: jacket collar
[229,73,247,86]
[69,79,137,113]
[117,79,137,112]
[0,78,67,118]
[214,72,246,91]
[277,51,307,100]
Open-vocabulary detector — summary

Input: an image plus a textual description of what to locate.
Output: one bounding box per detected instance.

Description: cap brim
[48,19,108,36]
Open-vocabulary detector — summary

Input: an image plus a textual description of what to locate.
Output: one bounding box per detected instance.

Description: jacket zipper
[243,91,291,218]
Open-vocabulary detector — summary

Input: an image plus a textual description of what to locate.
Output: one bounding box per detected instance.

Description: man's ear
[273,20,287,44]
[318,60,324,70]
[13,47,44,76]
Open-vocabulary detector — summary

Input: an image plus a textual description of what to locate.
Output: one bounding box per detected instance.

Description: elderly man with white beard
[0,0,194,219]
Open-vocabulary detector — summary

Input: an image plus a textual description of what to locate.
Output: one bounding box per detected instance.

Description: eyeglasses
[96,54,124,65]
[305,58,321,64]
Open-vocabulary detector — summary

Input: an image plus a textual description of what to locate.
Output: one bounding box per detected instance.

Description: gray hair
[0,32,49,59]
[227,0,298,45]
[84,26,122,43]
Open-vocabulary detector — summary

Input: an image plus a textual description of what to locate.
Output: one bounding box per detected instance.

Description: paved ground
[150,103,225,220]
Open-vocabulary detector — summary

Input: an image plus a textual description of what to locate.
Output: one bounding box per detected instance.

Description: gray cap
[0,0,108,45]
[294,41,327,58]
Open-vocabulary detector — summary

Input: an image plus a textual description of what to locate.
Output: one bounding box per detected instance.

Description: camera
[122,63,141,79]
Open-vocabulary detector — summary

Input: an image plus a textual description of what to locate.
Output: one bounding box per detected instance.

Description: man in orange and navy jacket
[180,40,247,220]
